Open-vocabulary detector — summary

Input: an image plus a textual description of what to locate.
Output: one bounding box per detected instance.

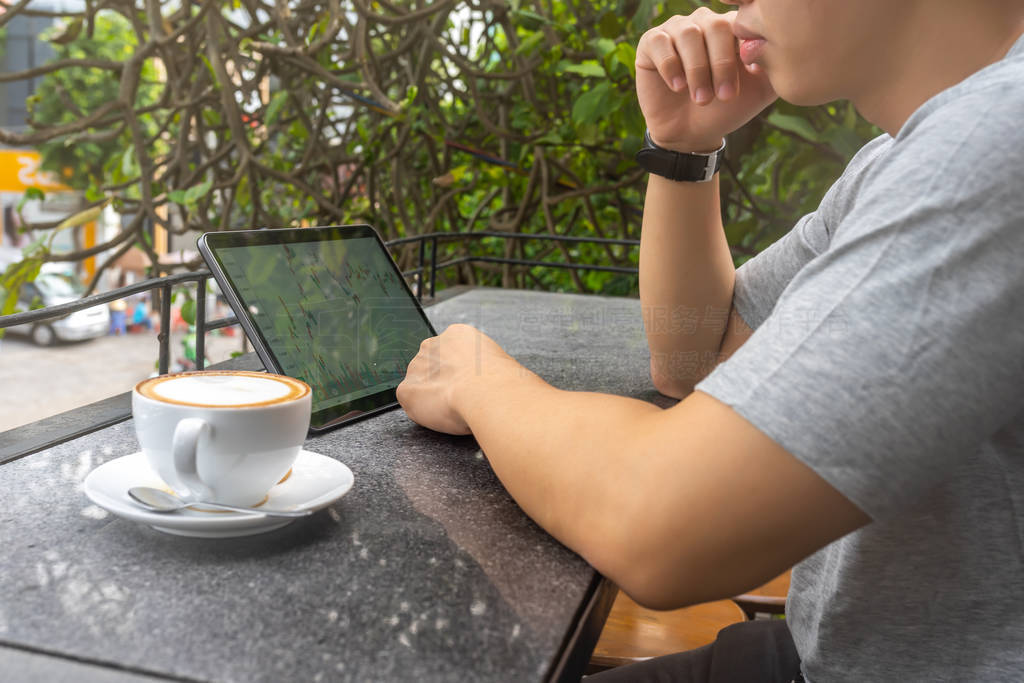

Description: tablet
[197,225,436,432]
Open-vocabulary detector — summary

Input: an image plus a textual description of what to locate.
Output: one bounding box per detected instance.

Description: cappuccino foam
[137,371,308,407]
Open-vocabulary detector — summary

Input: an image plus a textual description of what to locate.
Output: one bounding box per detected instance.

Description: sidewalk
[0,329,246,432]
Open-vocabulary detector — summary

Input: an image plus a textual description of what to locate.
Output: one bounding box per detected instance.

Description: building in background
[0,0,158,292]
[0,1,86,268]
[0,2,65,129]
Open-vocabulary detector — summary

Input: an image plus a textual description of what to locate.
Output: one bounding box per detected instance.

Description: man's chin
[771,79,837,108]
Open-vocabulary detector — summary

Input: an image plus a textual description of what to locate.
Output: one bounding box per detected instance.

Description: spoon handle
[187,501,313,517]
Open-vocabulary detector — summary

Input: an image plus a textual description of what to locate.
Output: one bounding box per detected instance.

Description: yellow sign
[0,149,70,193]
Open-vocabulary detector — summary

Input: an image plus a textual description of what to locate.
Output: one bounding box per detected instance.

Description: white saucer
[83,450,354,538]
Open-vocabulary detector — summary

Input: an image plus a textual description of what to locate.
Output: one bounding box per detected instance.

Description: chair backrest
[588,569,793,673]
[732,569,791,620]
[589,592,747,672]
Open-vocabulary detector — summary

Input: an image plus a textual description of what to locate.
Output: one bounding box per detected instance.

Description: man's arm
[397,325,869,610]
[640,175,736,398]
[634,8,775,398]
[719,305,754,359]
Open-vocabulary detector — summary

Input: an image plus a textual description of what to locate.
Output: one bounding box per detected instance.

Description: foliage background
[0,0,880,308]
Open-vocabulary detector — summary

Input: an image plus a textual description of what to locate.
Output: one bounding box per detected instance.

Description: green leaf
[613,42,637,80]
[535,131,565,145]
[183,178,213,204]
[514,30,545,56]
[121,144,136,176]
[0,257,44,339]
[724,217,758,246]
[511,9,549,30]
[21,234,48,261]
[288,119,309,141]
[766,111,822,142]
[403,85,419,108]
[203,109,222,127]
[48,17,83,45]
[590,37,616,57]
[561,61,606,78]
[200,55,217,84]
[180,298,196,326]
[620,133,644,158]
[84,183,104,202]
[823,126,865,158]
[598,12,622,39]
[842,101,858,128]
[571,82,613,126]
[265,91,289,125]
[55,203,105,232]
[16,187,45,214]
[168,190,188,204]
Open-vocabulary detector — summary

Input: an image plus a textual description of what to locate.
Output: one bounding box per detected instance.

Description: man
[397,0,1024,679]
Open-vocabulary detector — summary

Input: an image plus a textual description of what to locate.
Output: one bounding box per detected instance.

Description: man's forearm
[639,175,736,396]
[454,368,665,585]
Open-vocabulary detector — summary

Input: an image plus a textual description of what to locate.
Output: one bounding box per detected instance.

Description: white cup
[132,370,312,506]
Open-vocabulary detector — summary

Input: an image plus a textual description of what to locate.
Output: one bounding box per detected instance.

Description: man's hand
[397,324,536,435]
[636,8,777,152]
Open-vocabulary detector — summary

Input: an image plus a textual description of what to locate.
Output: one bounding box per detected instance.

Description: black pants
[587,619,802,683]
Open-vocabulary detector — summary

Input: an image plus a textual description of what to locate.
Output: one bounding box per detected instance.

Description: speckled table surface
[0,289,665,683]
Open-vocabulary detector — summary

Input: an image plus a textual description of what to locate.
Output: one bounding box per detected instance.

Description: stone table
[0,288,665,682]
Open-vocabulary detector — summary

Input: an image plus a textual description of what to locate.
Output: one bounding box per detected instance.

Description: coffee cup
[132,370,312,506]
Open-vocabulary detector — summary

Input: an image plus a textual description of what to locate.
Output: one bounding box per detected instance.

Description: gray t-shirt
[696,35,1024,682]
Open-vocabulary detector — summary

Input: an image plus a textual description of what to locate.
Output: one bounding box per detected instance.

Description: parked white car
[5,270,110,345]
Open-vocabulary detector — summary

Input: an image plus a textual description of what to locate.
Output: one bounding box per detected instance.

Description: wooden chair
[732,569,791,620]
[588,592,747,673]
[588,570,793,674]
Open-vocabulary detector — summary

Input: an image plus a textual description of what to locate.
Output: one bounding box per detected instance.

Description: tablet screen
[199,226,436,430]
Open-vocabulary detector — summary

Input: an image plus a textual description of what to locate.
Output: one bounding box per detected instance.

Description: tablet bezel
[197,225,436,432]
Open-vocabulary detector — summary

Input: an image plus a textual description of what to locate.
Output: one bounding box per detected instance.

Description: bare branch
[3,0,830,298]
[0,0,34,28]
[0,101,122,145]
[0,58,124,83]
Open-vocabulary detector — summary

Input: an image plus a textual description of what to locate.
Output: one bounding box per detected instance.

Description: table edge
[0,641,189,682]
[546,575,617,683]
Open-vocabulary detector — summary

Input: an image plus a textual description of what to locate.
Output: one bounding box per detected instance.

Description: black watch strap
[635,130,725,183]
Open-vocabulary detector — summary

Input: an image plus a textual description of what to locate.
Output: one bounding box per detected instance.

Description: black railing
[389,231,640,299]
[0,271,229,375]
[0,231,640,372]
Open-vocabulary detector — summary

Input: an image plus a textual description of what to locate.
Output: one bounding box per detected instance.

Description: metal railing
[0,231,640,373]
[390,231,640,299]
[0,270,231,375]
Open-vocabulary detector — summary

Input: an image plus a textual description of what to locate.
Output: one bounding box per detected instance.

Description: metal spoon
[127,486,313,518]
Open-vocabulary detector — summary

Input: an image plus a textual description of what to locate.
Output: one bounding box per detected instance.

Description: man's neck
[853,13,1024,137]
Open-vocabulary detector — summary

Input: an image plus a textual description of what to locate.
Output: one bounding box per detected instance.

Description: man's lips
[738,38,766,65]
[733,22,766,65]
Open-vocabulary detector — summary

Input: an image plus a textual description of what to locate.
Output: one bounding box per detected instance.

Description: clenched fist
[397,324,533,435]
[635,8,777,153]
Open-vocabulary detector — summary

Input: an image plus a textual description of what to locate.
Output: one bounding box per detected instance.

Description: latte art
[136,371,309,407]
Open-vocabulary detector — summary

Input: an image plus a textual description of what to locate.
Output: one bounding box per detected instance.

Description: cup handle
[171,417,210,497]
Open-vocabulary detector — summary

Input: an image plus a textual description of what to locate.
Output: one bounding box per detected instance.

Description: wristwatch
[635,130,725,183]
